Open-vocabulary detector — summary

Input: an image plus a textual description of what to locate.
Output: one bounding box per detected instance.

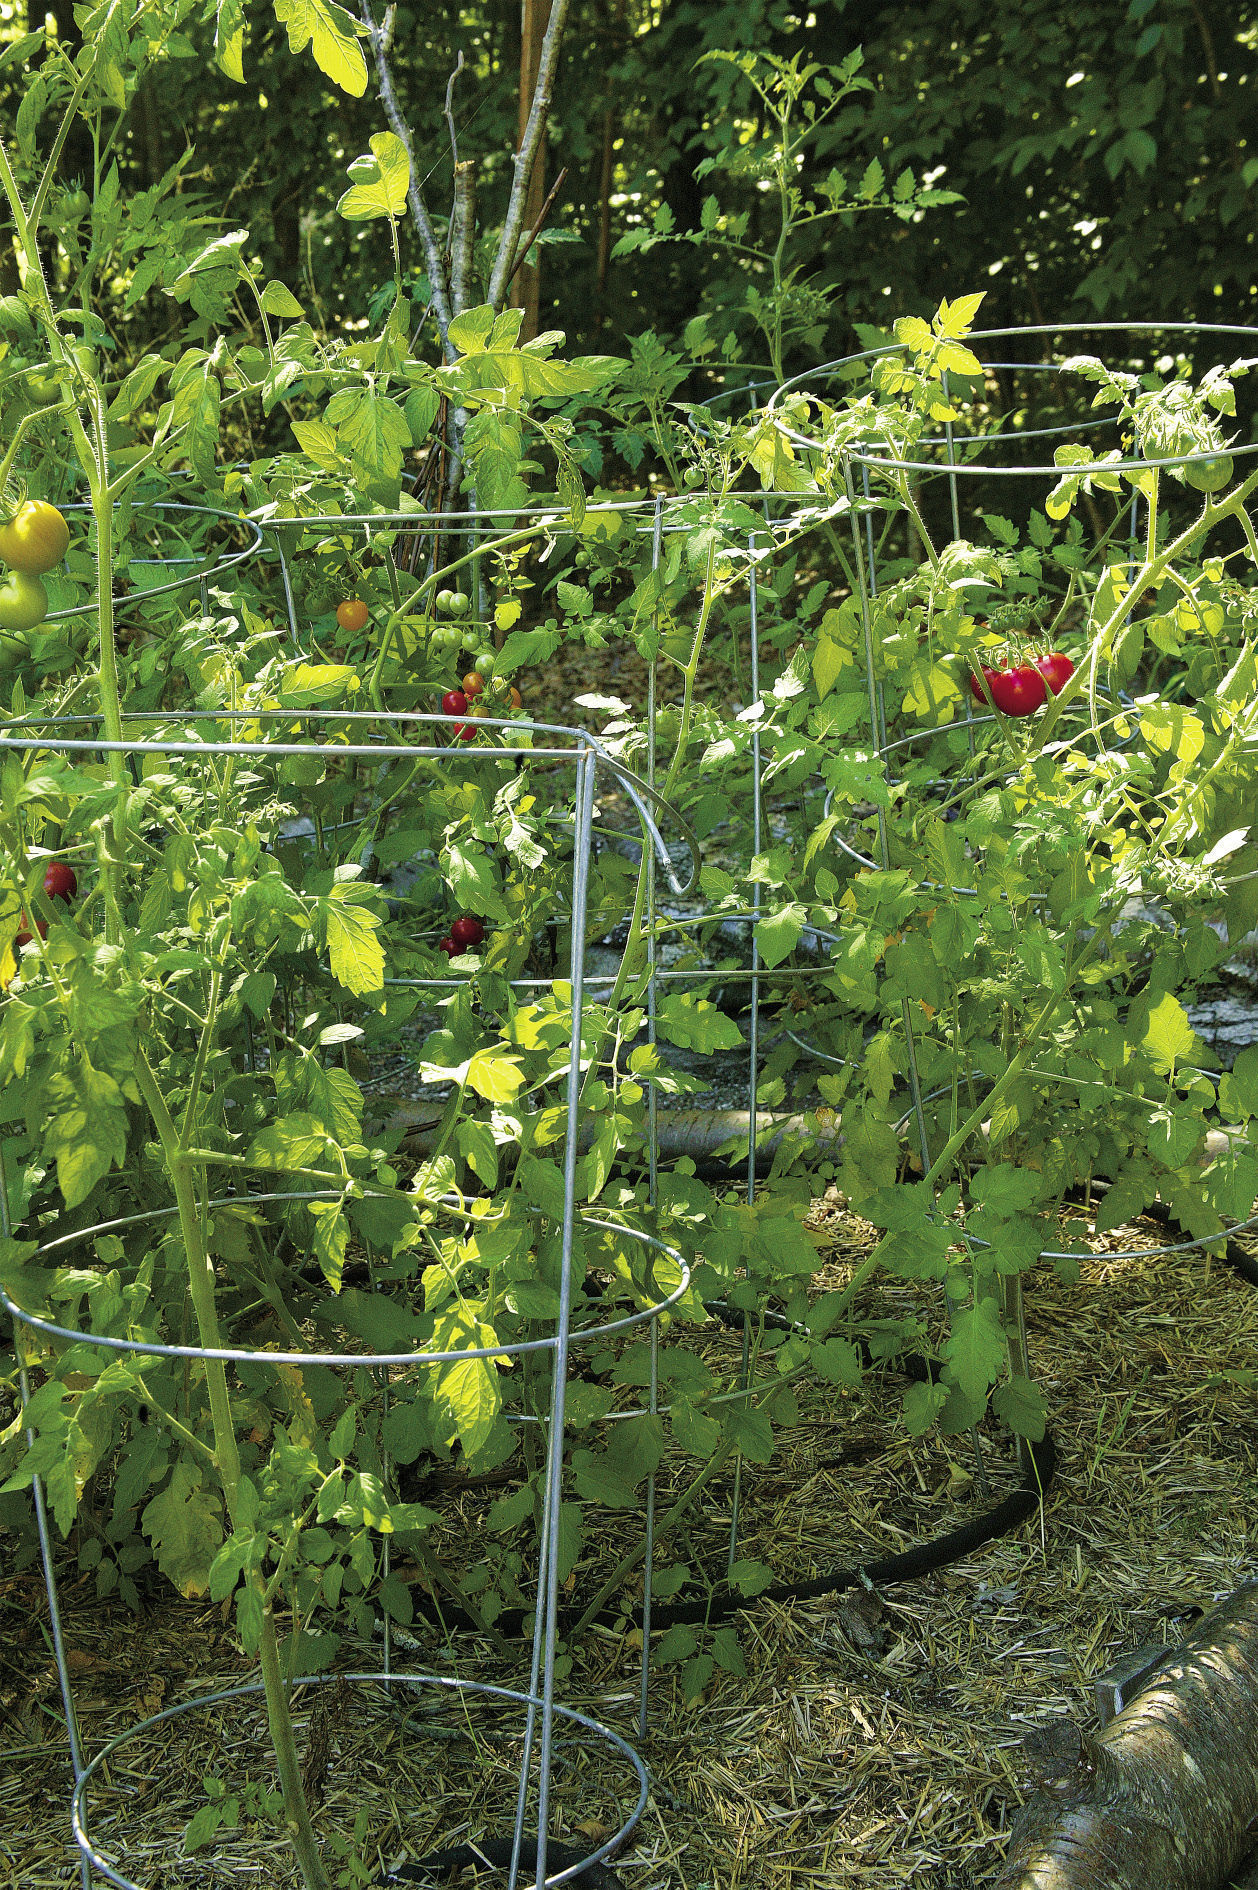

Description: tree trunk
[995,1583,1258,1889]
[510,0,551,341]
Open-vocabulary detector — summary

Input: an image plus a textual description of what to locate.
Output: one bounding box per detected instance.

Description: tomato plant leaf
[320,882,384,995]
[273,0,366,96]
[941,1298,1006,1403]
[44,1061,129,1209]
[336,133,410,221]
[141,1462,222,1599]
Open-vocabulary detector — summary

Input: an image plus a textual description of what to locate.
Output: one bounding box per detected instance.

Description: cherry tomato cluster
[437,915,485,959]
[440,665,524,741]
[969,651,1075,718]
[0,499,70,655]
[6,857,78,979]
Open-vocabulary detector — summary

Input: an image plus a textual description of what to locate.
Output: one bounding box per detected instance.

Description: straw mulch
[3,1201,1257,1890]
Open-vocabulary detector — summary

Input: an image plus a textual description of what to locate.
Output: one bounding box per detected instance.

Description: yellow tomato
[0,500,70,575]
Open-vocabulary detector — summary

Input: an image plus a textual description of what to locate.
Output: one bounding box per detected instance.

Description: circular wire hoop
[68,1672,649,1890]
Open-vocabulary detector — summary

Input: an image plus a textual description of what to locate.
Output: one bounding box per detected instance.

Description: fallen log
[994,1582,1258,1889]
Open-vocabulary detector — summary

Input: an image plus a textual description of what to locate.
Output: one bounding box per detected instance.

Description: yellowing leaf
[324,888,385,996]
[935,291,985,338]
[337,132,410,220]
[274,0,366,95]
[466,1048,525,1103]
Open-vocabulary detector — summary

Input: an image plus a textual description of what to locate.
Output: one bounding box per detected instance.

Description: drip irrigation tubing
[387,1187,1258,1887]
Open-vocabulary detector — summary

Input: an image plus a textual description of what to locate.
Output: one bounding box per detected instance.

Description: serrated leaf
[941,1298,1006,1403]
[755,904,806,969]
[722,1404,774,1462]
[142,1462,222,1598]
[1142,991,1198,1076]
[991,1375,1047,1441]
[322,884,385,995]
[655,993,745,1052]
[903,1378,948,1436]
[935,292,985,337]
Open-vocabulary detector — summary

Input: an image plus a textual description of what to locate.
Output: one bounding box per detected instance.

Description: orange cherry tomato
[336,598,369,633]
[461,671,485,697]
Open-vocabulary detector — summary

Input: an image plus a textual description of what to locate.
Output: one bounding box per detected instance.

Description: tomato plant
[0,499,69,574]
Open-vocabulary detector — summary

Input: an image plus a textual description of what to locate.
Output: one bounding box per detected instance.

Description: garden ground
[3,1202,1256,1890]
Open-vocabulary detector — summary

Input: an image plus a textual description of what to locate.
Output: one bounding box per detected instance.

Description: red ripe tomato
[437,936,458,958]
[1033,651,1075,696]
[14,917,48,948]
[450,916,484,948]
[42,860,77,902]
[968,666,999,706]
[987,665,1048,717]
[453,721,477,742]
[442,690,468,717]
[336,598,369,633]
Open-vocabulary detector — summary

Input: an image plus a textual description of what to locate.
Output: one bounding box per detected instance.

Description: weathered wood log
[994,1583,1258,1889]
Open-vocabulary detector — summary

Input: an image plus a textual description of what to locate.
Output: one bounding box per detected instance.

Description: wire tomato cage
[0,703,699,1890]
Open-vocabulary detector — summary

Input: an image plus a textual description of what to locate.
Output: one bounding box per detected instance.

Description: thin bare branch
[506,163,568,287]
[443,50,465,174]
[359,0,455,360]
[486,0,573,310]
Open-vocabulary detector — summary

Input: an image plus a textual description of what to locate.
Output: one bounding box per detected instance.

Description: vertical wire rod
[1,1149,92,1890]
[638,496,665,1731]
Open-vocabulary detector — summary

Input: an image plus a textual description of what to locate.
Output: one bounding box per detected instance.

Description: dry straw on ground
[3,1202,1256,1890]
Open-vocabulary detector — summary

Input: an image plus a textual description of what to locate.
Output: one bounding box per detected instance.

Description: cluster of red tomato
[969,651,1075,717]
[441,658,523,741]
[5,858,78,984]
[0,499,71,661]
[437,915,485,959]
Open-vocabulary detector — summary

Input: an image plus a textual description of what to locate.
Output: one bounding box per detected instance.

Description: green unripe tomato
[23,371,61,407]
[0,570,48,633]
[473,651,496,678]
[435,588,456,614]
[445,589,471,618]
[69,343,98,381]
[430,624,460,651]
[1185,453,1233,493]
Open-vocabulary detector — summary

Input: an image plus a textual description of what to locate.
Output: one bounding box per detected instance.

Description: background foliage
[5,0,1257,378]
